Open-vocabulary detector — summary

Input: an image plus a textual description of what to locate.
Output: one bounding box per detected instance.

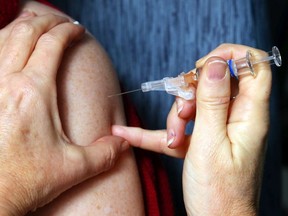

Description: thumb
[64,135,129,186]
[193,57,231,149]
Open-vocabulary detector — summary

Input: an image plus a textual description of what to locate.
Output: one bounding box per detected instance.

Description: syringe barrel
[230,51,255,78]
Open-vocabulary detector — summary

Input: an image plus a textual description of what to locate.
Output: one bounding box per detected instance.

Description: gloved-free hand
[113,44,271,215]
[0,12,128,215]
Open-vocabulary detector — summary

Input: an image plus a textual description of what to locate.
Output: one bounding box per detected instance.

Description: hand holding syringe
[109,46,282,100]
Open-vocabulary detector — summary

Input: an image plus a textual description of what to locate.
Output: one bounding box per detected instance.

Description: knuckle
[253,48,267,58]
[102,145,118,171]
[217,43,230,50]
[39,32,65,48]
[199,96,230,110]
[11,21,35,36]
[159,139,168,154]
[0,76,39,110]
[45,13,58,20]
[13,82,37,107]
[46,13,68,23]
[224,43,233,47]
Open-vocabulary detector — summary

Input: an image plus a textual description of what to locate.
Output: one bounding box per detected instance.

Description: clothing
[0,0,19,29]
[124,95,174,216]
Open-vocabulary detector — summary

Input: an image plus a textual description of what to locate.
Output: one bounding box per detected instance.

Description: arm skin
[21,1,144,215]
[0,1,144,215]
[113,44,272,215]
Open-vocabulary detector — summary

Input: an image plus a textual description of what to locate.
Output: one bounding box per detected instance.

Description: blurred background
[271,1,288,215]
[50,0,287,215]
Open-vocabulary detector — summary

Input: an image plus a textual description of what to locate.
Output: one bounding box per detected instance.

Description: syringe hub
[141,75,194,100]
[141,80,166,92]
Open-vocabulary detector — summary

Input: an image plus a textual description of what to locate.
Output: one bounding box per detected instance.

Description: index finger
[112,125,189,158]
[0,14,70,76]
[24,21,85,82]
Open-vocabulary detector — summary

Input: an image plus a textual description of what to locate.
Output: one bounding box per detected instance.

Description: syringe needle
[108,88,142,98]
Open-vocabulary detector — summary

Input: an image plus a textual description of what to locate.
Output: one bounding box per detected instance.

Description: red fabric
[0,0,55,29]
[0,0,19,29]
[124,96,175,216]
[0,1,175,215]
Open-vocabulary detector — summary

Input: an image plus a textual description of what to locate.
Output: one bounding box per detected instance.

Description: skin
[113,44,272,215]
[0,1,144,215]
[0,2,271,214]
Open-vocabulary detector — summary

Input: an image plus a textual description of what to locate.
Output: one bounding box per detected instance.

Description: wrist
[183,177,258,216]
[0,196,22,216]
[0,177,29,216]
[184,189,258,216]
[0,204,17,216]
[185,199,257,216]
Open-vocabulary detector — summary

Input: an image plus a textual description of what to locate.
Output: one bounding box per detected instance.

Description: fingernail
[73,20,80,25]
[121,140,129,151]
[167,129,176,147]
[206,59,227,81]
[196,57,204,65]
[196,55,207,67]
[176,98,184,115]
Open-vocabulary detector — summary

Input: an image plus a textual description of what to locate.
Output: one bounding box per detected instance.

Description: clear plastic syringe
[141,46,282,100]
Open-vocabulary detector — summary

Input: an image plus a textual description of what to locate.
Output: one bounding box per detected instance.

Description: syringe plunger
[227,46,282,78]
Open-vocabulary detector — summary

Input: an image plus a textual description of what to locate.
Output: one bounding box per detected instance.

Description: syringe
[140,46,282,100]
[108,46,282,100]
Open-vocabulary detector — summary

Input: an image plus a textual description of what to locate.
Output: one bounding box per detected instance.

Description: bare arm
[20,1,144,215]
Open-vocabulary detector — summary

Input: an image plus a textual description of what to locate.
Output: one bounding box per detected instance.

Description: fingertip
[71,20,85,32]
[176,97,196,119]
[84,136,125,174]
[89,135,130,161]
[111,125,126,137]
[175,97,184,115]
[120,140,130,152]
[166,122,187,149]
[205,58,228,82]
[167,100,191,148]
[167,133,185,149]
[197,56,230,98]
[167,128,176,147]
[69,21,85,39]
[195,55,207,68]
